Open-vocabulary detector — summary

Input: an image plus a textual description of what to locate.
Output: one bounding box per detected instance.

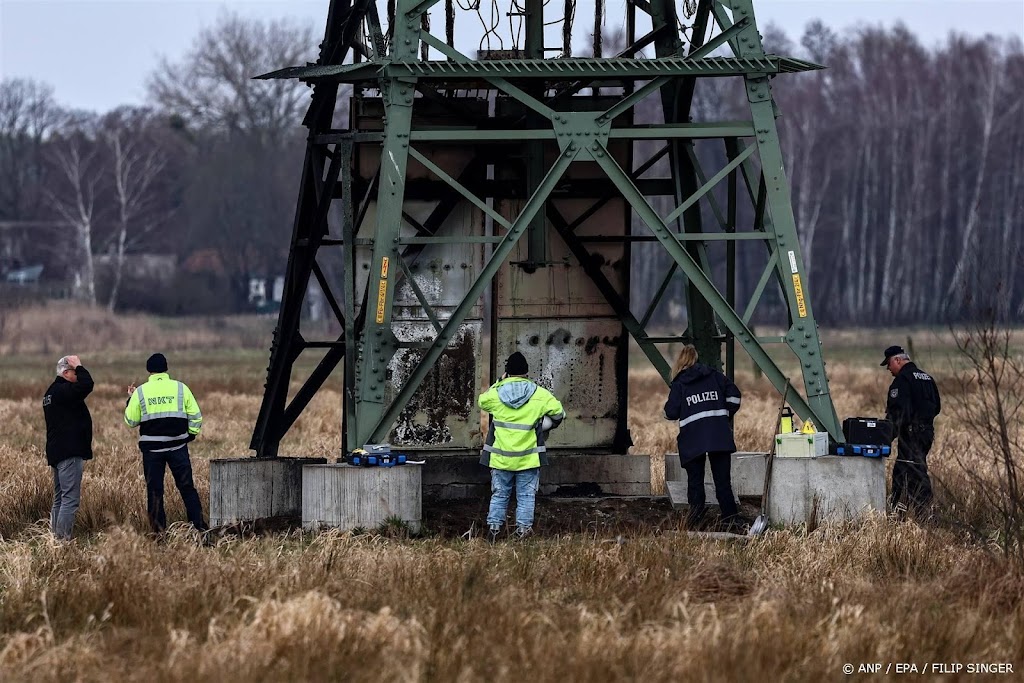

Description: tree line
[0,15,315,313]
[632,22,1024,326]
[779,24,1024,325]
[0,14,1020,324]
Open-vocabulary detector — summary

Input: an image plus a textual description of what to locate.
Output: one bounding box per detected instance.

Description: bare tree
[101,109,168,311]
[945,42,1003,301]
[760,22,795,54]
[779,27,835,278]
[144,12,318,311]
[767,27,1023,324]
[179,137,302,309]
[49,131,102,306]
[997,137,1024,317]
[949,310,1024,567]
[628,24,1024,326]
[148,13,316,146]
[0,78,60,222]
[0,80,64,274]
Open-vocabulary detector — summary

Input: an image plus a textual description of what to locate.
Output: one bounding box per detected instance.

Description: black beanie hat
[505,351,528,376]
[146,353,168,373]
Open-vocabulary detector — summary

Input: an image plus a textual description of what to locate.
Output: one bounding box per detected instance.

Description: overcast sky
[1,0,1021,112]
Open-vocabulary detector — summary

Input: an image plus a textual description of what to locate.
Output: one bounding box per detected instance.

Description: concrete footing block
[665,454,682,483]
[664,452,767,504]
[302,464,422,532]
[767,456,886,524]
[422,456,489,499]
[421,454,653,498]
[209,457,327,527]
[541,455,651,496]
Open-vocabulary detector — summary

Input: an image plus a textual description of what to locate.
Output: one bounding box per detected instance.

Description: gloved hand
[540,416,554,433]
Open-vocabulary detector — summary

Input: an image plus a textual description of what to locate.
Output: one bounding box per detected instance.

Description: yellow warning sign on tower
[374,257,391,324]
[375,280,388,324]
[792,273,807,318]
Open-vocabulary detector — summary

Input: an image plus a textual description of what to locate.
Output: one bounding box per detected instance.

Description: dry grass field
[1,305,1022,681]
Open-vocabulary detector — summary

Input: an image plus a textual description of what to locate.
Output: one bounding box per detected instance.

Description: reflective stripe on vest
[679,408,729,427]
[125,401,141,427]
[483,444,546,457]
[493,419,536,431]
[726,396,741,405]
[139,433,191,442]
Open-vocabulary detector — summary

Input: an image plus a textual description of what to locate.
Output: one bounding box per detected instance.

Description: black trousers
[682,451,738,525]
[890,424,934,515]
[142,445,207,532]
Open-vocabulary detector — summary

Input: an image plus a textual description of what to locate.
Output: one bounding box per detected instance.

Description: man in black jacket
[882,345,941,517]
[664,344,743,528]
[42,355,94,540]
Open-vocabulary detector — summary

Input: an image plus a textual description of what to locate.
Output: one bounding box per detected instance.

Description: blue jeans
[51,457,84,540]
[487,468,540,530]
[142,445,207,532]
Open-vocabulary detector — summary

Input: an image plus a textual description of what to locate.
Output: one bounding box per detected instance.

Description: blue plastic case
[836,444,891,458]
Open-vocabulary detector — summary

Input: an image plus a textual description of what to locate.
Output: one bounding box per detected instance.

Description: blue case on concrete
[836,444,891,458]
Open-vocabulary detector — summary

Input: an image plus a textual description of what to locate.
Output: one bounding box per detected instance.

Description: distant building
[94,253,176,283]
[249,274,286,315]
[4,264,43,284]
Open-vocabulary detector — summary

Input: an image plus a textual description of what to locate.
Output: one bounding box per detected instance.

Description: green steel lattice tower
[249,0,843,457]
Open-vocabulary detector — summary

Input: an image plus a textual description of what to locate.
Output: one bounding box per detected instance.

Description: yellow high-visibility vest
[479,378,564,471]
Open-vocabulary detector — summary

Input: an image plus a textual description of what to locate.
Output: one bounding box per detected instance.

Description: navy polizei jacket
[885,361,941,434]
[663,363,742,461]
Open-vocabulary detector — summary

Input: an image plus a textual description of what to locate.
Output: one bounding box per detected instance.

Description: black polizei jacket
[886,361,941,434]
[42,365,95,466]
[663,363,742,461]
